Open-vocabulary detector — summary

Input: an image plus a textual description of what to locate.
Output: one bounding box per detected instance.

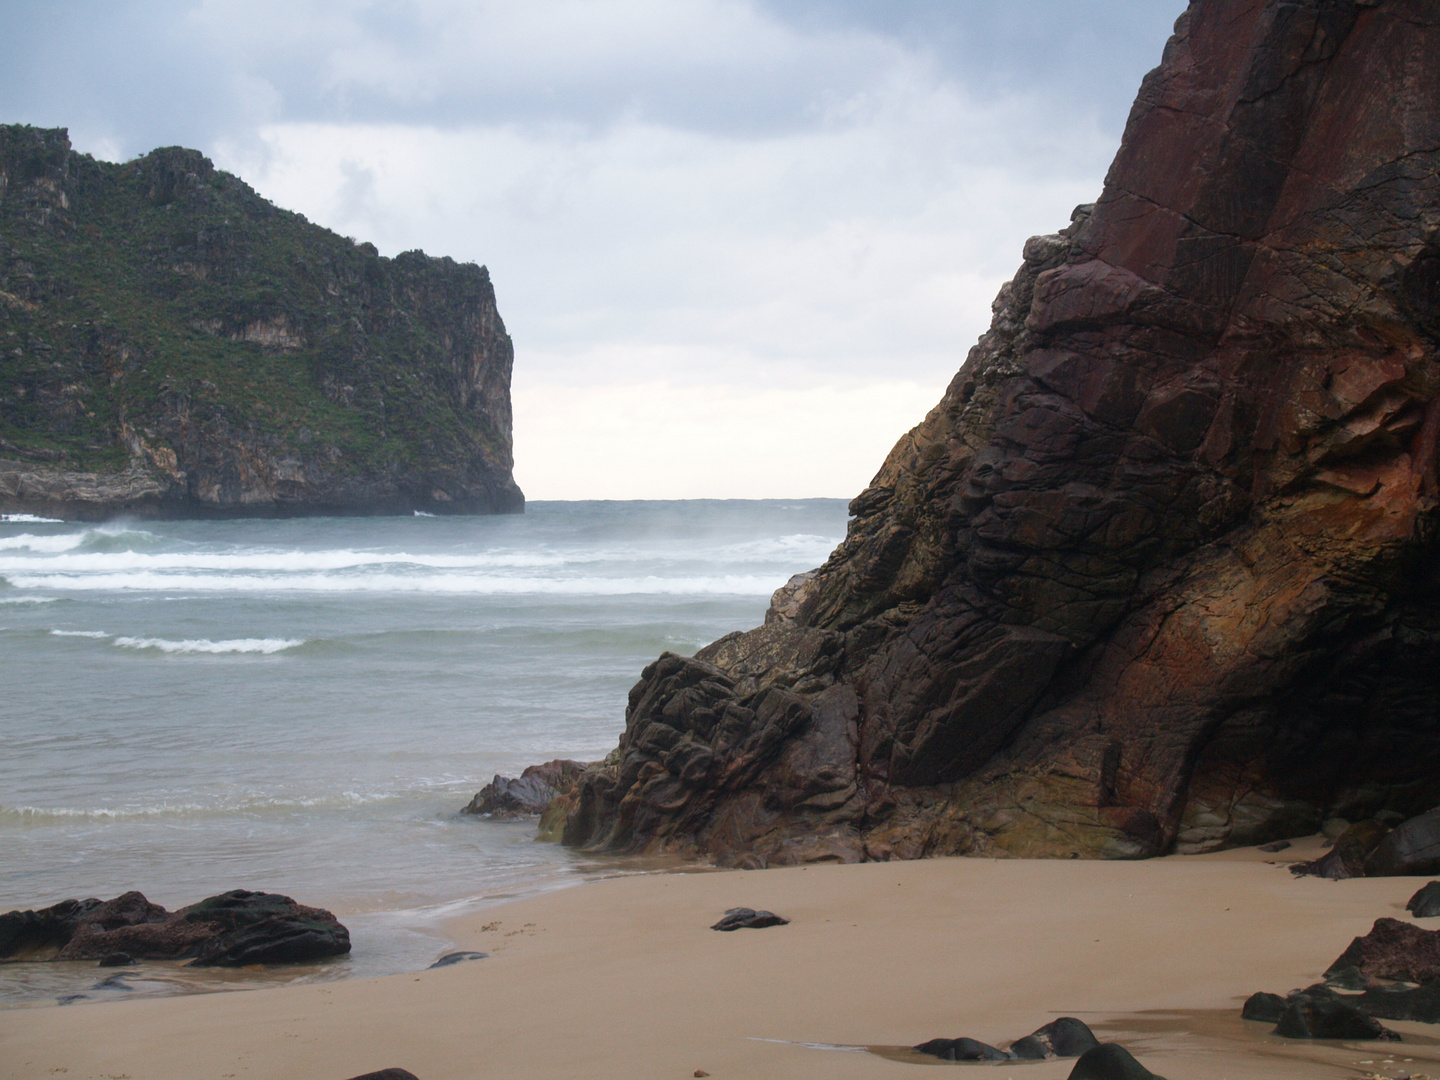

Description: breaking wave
[111,636,306,654]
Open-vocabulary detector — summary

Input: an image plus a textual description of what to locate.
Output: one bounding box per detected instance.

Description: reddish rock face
[560,0,1440,863]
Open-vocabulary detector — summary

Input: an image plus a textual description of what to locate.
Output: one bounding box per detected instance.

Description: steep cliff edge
[557,0,1440,864]
[0,126,522,518]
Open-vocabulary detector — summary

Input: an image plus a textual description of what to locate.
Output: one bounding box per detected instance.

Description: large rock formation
[556,0,1440,865]
[0,126,522,518]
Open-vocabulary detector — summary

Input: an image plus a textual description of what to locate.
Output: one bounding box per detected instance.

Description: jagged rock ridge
[556,0,1440,865]
[0,125,522,517]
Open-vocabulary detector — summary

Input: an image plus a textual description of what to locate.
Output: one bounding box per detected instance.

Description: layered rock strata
[556,0,1440,864]
[0,126,521,517]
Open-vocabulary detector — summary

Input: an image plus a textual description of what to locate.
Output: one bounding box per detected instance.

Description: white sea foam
[413,510,436,517]
[0,532,89,553]
[49,629,109,638]
[7,571,783,595]
[0,513,64,523]
[0,595,57,604]
[0,788,406,821]
[0,546,583,572]
[111,635,305,654]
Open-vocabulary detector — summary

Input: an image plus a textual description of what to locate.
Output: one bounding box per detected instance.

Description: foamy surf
[0,499,849,1007]
[0,514,64,523]
[111,636,305,654]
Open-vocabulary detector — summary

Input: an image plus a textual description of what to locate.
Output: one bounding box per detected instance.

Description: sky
[0,0,1188,500]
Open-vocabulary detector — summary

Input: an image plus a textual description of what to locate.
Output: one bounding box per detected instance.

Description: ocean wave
[719,533,840,560]
[0,526,162,555]
[0,513,64,523]
[0,546,587,573]
[0,789,416,821]
[0,532,89,553]
[49,629,109,638]
[111,636,306,654]
[4,571,783,596]
[0,595,57,604]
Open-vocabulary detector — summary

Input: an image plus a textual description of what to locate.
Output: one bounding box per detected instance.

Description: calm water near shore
[0,499,848,1006]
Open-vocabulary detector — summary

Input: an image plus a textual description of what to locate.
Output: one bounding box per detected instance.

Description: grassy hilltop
[0,124,522,517]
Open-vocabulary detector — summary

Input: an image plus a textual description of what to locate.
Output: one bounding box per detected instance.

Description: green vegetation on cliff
[0,124,522,516]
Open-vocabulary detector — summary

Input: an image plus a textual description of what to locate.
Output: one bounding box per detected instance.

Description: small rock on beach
[710,908,788,931]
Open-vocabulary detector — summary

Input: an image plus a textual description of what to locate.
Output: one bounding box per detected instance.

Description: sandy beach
[3,835,1437,1080]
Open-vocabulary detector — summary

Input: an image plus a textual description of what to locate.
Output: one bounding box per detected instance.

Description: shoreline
[4,836,1439,1080]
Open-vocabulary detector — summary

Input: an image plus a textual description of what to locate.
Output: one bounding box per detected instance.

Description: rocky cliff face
[0,126,522,518]
[557,0,1440,865]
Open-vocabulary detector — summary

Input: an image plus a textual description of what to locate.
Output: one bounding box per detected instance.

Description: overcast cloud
[0,1,1187,498]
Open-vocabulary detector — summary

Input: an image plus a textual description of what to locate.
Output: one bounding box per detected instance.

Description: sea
[0,499,849,1007]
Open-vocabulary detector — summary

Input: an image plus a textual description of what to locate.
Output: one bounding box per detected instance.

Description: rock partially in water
[97,952,135,967]
[1356,981,1440,1024]
[1274,995,1400,1041]
[1010,1017,1101,1059]
[462,759,587,819]
[1325,917,1440,985]
[1067,1044,1166,1080]
[709,908,788,931]
[1408,881,1440,918]
[0,889,349,967]
[1241,991,1289,1023]
[426,951,488,969]
[912,1037,1011,1062]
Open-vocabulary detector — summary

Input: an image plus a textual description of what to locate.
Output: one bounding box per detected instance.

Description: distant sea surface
[0,499,848,1006]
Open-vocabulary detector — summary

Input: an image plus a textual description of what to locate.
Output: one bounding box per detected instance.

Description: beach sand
[3,835,1436,1080]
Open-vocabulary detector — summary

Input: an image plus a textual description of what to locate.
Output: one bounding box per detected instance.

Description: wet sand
[2,835,1436,1080]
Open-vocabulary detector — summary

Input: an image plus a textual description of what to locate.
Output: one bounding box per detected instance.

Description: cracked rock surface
[557,0,1440,865]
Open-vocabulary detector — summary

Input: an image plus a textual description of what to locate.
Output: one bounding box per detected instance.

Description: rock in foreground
[0,889,350,966]
[1068,1044,1166,1080]
[552,0,1440,865]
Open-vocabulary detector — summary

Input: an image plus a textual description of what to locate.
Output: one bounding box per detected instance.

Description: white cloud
[5,0,1184,498]
[511,378,947,500]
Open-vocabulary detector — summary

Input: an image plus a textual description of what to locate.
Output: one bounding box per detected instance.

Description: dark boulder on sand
[1325,917,1440,985]
[1067,1044,1166,1080]
[1274,995,1400,1041]
[1408,881,1440,918]
[913,1036,1010,1062]
[340,1071,421,1080]
[1356,981,1440,1024]
[1241,991,1289,1023]
[1291,820,1390,880]
[1010,1016,1101,1059]
[709,908,788,931]
[0,889,349,966]
[1366,809,1440,878]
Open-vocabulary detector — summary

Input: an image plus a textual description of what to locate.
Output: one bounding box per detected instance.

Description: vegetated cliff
[0,125,522,518]
[554,0,1440,865]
